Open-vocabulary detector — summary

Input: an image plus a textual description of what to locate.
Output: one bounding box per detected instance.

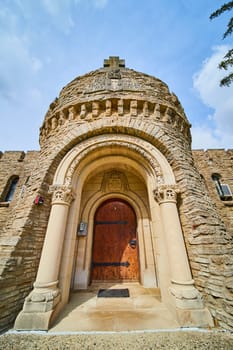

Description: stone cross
[104,56,125,68]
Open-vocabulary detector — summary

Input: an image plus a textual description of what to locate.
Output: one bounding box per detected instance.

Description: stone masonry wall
[192,149,233,330]
[0,150,52,332]
[0,62,232,333]
[192,149,233,238]
[0,143,79,332]
[37,105,233,331]
[0,133,233,332]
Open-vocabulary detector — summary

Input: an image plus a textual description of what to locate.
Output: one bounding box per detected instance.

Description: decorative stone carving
[59,110,66,126]
[49,185,75,205]
[105,100,111,116]
[51,116,58,130]
[143,101,149,117]
[101,170,129,192]
[169,285,200,300]
[40,96,191,144]
[154,103,161,120]
[169,285,204,310]
[80,104,87,119]
[130,100,137,116]
[22,287,60,313]
[153,185,180,204]
[118,99,124,116]
[68,106,76,120]
[92,102,99,118]
[64,136,163,187]
[163,107,172,123]
[108,69,122,79]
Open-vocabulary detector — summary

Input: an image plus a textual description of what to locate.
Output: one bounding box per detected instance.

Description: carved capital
[154,185,180,204]
[49,185,75,205]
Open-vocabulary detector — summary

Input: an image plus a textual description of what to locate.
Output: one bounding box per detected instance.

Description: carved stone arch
[53,134,175,187]
[80,186,149,227]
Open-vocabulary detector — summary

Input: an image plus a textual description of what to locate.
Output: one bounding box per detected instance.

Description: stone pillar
[15,185,75,330]
[154,185,213,327]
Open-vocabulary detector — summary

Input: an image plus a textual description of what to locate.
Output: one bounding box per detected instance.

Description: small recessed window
[3,176,19,202]
[211,173,232,201]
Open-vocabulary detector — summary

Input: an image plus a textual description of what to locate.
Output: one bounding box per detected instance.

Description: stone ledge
[223,201,233,207]
[0,202,9,207]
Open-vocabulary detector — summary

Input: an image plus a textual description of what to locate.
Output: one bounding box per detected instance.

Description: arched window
[211,173,232,201]
[2,176,19,202]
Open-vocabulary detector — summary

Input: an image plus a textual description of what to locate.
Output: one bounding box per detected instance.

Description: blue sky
[0,0,232,151]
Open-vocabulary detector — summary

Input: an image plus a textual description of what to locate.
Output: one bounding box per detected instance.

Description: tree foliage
[210,1,233,86]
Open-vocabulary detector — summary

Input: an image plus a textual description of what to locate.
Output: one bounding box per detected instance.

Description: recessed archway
[55,134,174,309]
[71,164,158,291]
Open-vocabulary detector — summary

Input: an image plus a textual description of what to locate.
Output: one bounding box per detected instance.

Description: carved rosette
[49,185,75,205]
[154,185,180,204]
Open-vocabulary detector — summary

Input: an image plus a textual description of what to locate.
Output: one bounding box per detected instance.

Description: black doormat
[97,288,130,298]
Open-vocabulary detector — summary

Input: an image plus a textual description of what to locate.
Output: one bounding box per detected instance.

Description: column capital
[153,184,180,204]
[49,185,75,205]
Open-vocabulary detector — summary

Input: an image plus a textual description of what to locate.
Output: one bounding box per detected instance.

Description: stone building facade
[0,57,232,332]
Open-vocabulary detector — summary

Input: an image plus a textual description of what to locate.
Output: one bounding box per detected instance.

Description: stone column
[15,185,75,330]
[153,185,203,310]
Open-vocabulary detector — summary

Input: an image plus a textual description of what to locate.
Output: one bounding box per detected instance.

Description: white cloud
[191,125,223,149]
[0,33,43,101]
[0,3,43,102]
[41,0,75,33]
[193,46,233,149]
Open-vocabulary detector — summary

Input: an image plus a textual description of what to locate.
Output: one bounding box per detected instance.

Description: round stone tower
[15,57,215,331]
[39,56,191,152]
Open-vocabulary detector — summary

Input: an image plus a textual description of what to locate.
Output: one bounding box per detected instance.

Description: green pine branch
[220,72,233,86]
[210,2,233,86]
[223,16,233,38]
[210,1,233,20]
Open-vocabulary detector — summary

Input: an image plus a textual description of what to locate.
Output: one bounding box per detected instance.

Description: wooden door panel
[91,199,139,281]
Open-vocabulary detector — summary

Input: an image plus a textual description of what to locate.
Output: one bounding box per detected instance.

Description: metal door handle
[129,239,137,249]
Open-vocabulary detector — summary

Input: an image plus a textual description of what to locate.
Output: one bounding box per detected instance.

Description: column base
[14,287,61,330]
[14,310,53,331]
[176,307,214,328]
[169,282,214,328]
[169,283,203,309]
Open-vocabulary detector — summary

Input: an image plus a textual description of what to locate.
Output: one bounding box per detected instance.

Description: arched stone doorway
[71,161,157,292]
[91,198,139,282]
[15,134,213,330]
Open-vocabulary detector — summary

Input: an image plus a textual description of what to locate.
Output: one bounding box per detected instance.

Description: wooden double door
[91,199,139,281]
